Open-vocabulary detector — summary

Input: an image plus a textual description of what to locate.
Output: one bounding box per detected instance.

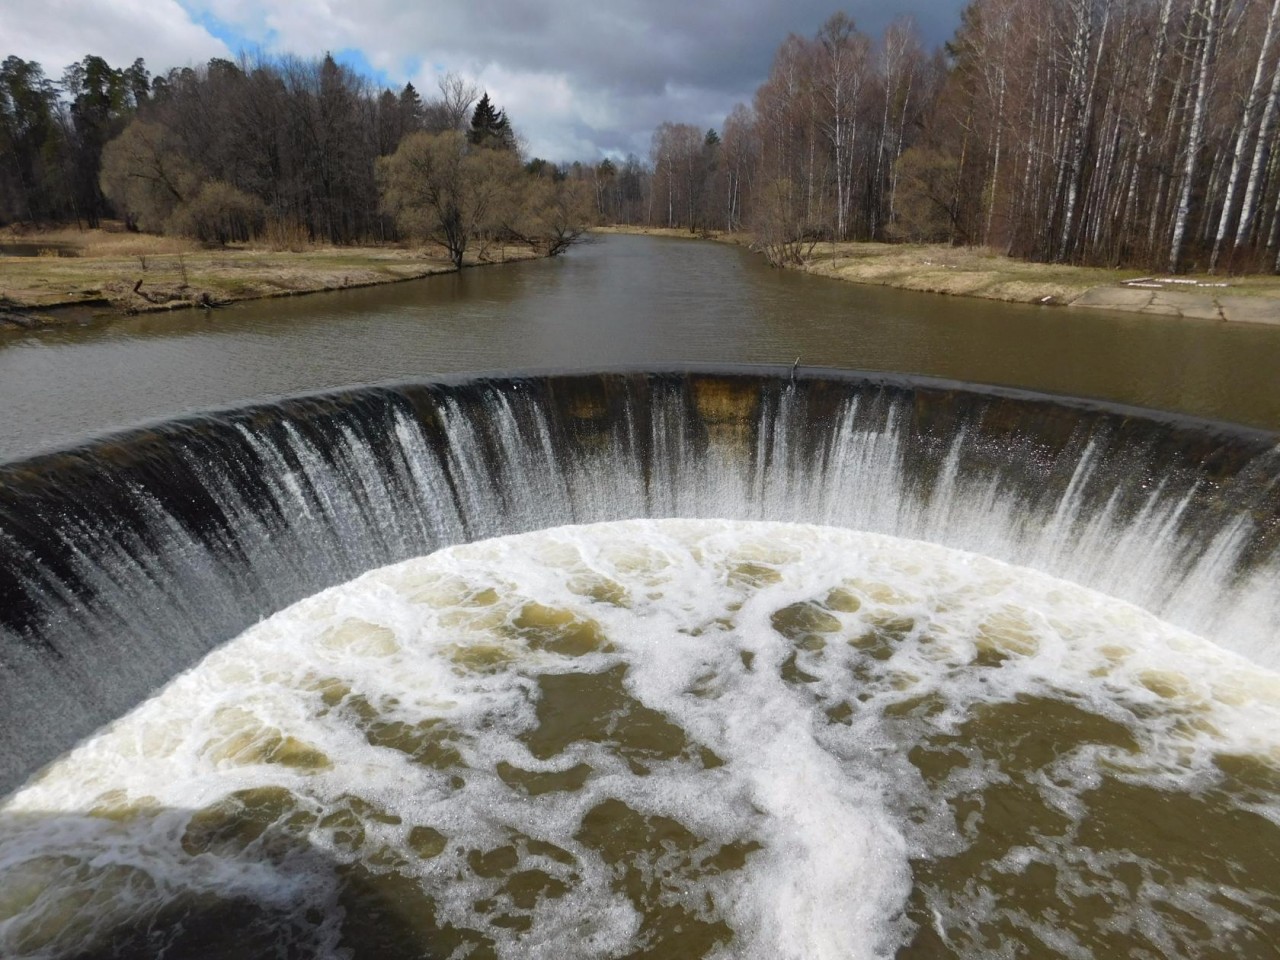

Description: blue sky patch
[330,47,392,87]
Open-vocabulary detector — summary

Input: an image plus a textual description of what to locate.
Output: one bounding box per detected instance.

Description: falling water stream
[6,233,1280,461]
[4,519,1279,959]
[1,369,1278,958]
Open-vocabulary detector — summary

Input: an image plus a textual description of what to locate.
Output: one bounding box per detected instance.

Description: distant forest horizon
[3,0,1280,274]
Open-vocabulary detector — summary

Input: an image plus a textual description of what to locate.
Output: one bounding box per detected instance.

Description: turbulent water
[3,519,1277,959]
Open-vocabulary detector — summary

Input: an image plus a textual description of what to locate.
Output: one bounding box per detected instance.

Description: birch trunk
[1169,0,1221,273]
[1211,0,1280,269]
[889,72,912,226]
[1119,0,1174,260]
[1056,0,1096,260]
[874,82,891,239]
[1235,6,1280,252]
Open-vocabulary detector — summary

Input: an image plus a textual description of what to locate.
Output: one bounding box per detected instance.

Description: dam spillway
[1,367,1279,797]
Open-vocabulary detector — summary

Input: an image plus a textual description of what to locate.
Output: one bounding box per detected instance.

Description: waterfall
[1,368,1277,795]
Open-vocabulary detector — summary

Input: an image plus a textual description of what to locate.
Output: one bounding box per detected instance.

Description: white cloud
[2,0,965,161]
[174,0,962,161]
[465,66,596,161]
[0,0,229,76]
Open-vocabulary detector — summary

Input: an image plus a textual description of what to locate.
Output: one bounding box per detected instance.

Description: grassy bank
[6,224,1278,328]
[592,225,1280,325]
[0,226,540,328]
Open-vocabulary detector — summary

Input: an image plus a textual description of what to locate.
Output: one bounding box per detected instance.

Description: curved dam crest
[1,367,1278,795]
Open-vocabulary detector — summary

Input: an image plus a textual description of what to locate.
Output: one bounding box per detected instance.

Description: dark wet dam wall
[2,367,1279,794]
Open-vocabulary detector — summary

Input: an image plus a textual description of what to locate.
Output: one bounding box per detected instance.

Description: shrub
[168,182,264,245]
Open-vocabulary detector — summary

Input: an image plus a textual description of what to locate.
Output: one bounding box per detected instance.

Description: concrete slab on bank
[1216,295,1280,326]
[1071,286,1280,325]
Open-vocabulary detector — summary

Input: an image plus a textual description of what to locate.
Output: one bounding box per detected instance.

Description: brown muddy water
[3,233,1280,460]
[4,521,1278,959]
[1,236,1279,960]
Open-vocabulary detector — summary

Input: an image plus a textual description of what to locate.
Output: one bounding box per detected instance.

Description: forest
[3,0,1280,273]
[643,0,1280,273]
[0,53,591,265]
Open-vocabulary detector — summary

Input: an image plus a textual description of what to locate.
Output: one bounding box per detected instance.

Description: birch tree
[1169,0,1222,272]
[876,18,925,237]
[815,13,869,239]
[1208,0,1280,268]
[721,104,757,231]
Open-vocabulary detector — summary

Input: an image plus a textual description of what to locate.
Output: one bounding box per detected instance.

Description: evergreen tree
[469,92,513,149]
[376,89,401,155]
[0,56,66,222]
[123,58,150,108]
[398,82,422,134]
[63,55,133,225]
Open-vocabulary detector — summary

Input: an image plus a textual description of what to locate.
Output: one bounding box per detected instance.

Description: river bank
[9,225,1276,330]
[592,226,1280,326]
[6,229,1280,458]
[0,227,542,329]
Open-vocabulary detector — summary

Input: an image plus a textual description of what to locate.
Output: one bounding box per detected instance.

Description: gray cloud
[6,1,966,161]
[0,0,229,79]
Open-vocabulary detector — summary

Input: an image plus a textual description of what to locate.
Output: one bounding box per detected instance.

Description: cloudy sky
[1,0,968,161]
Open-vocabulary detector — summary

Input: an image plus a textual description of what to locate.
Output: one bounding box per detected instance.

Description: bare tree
[876,17,925,237]
[437,72,478,131]
[378,129,524,268]
[1235,13,1280,257]
[99,119,196,231]
[815,13,870,240]
[721,104,758,231]
[1212,0,1280,268]
[1169,0,1223,272]
[650,122,705,229]
[512,170,594,255]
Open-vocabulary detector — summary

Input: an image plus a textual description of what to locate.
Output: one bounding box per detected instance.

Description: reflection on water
[2,234,1280,459]
[0,243,78,258]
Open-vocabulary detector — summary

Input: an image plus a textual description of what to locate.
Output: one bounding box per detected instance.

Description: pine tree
[0,56,66,222]
[398,82,422,133]
[469,92,513,149]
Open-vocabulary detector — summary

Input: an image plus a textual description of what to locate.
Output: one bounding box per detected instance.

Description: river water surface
[2,235,1280,959]
[3,233,1280,459]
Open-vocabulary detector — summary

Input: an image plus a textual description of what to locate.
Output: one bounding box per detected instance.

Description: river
[3,236,1280,958]
[3,233,1280,461]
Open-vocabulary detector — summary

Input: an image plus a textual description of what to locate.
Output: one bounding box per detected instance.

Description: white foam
[2,520,1278,959]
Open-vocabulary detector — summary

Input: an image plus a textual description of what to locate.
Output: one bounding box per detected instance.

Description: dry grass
[78,233,201,258]
[591,225,725,240]
[595,226,1280,313]
[799,241,1280,307]
[794,242,1131,304]
[261,217,312,253]
[1,226,543,319]
[0,224,200,258]
[9,222,1274,324]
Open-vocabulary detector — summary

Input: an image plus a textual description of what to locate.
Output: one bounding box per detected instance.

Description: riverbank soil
[592,226,1280,325]
[0,225,539,327]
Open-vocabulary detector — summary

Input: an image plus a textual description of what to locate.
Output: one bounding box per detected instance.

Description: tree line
[0,52,590,259]
[7,0,1280,273]
[635,0,1280,273]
